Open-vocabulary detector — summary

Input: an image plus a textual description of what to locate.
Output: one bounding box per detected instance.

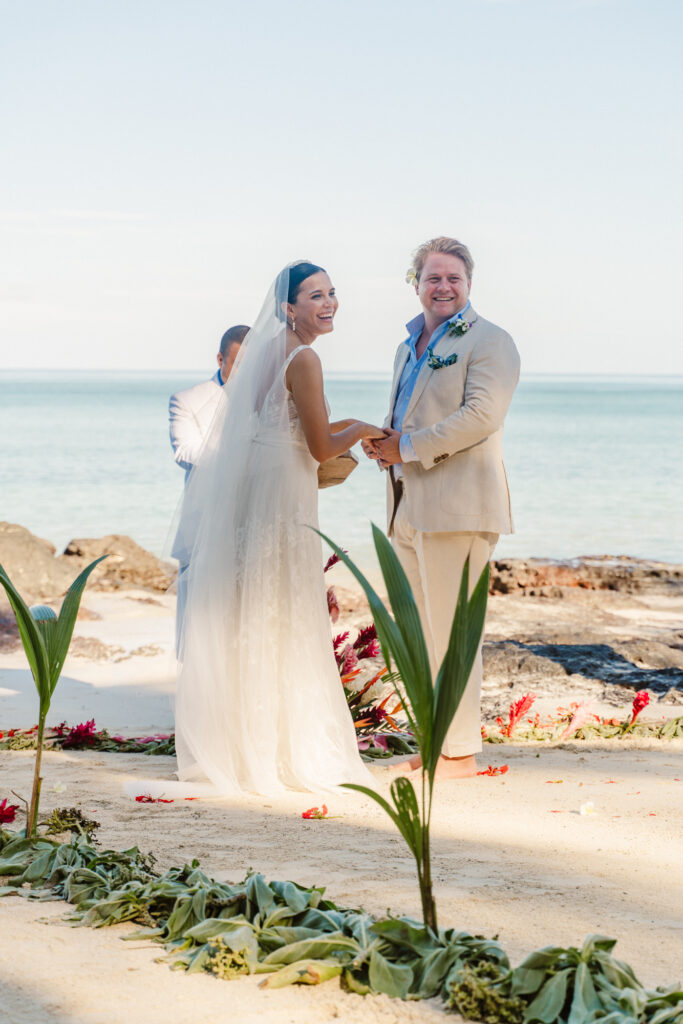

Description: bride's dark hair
[275,261,326,320]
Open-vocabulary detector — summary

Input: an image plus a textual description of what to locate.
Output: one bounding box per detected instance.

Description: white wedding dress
[169,266,373,796]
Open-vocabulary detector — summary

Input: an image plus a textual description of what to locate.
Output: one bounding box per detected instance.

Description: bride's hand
[357,423,386,441]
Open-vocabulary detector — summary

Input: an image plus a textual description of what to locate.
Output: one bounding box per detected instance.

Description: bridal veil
[172,263,372,795]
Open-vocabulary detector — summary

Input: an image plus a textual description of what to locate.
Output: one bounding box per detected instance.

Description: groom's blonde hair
[411,237,474,283]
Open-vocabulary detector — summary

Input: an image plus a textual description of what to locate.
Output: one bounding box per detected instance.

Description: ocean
[1,372,681,572]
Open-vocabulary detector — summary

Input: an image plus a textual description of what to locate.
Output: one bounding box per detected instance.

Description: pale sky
[1,0,681,375]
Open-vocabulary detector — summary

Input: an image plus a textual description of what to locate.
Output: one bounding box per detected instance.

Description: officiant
[169,324,250,476]
[169,324,250,654]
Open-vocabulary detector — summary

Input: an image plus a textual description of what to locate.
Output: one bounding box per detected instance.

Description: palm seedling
[318,525,489,933]
[0,557,106,837]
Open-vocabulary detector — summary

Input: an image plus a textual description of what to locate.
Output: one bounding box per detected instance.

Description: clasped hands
[361,426,403,468]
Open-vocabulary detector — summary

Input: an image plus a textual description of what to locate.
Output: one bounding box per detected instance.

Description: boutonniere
[446,316,473,337]
[427,350,458,370]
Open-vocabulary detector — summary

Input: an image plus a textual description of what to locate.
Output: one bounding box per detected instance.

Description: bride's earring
[288,316,296,333]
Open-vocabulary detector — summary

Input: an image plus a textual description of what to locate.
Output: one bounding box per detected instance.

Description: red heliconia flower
[504,693,536,737]
[356,640,380,661]
[630,690,650,724]
[361,705,387,728]
[340,644,359,675]
[333,630,350,654]
[353,625,377,650]
[302,804,328,819]
[0,798,20,824]
[324,551,346,573]
[61,719,98,749]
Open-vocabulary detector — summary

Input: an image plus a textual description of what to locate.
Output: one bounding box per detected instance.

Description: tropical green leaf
[593,947,641,989]
[524,968,571,1022]
[50,556,107,695]
[0,564,49,703]
[515,946,574,972]
[268,879,314,915]
[259,959,343,988]
[580,933,618,958]
[648,1001,683,1024]
[187,922,259,962]
[341,783,421,860]
[371,524,434,747]
[246,873,277,920]
[371,917,437,956]
[342,968,371,995]
[429,558,470,775]
[368,949,413,998]
[567,961,602,1024]
[315,530,421,740]
[261,926,324,949]
[389,777,423,865]
[295,908,347,932]
[429,559,489,777]
[263,933,358,966]
[462,561,490,685]
[413,946,462,999]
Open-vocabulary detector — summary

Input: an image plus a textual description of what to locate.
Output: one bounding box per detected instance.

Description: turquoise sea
[1,372,681,571]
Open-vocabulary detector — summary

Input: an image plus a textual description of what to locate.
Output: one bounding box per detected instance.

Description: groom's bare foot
[387,753,477,779]
[384,754,422,774]
[432,754,477,779]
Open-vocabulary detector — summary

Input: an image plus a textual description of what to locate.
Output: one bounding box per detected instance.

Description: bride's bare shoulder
[286,343,320,364]
[286,345,322,376]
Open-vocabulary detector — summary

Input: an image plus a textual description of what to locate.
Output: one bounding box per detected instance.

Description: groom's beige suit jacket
[385,307,520,536]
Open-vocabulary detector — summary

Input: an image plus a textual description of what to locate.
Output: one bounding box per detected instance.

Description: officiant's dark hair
[275,262,326,320]
[219,324,250,357]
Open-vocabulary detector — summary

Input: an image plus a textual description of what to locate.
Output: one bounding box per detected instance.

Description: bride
[172,261,384,795]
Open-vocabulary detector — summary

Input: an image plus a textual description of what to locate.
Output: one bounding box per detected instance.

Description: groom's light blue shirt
[393,302,471,464]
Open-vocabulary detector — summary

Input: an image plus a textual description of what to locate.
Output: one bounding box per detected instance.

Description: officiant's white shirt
[169,370,224,478]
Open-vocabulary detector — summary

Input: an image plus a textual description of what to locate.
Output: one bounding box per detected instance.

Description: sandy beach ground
[1,559,682,1024]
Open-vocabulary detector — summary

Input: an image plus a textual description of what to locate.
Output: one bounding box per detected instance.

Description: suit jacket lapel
[404,308,479,422]
[388,345,410,420]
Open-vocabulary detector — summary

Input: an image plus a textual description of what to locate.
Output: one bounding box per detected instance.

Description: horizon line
[1,369,683,380]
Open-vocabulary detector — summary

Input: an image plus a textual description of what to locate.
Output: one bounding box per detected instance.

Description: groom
[366,236,520,778]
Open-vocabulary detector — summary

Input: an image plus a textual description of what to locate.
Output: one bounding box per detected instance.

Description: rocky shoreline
[1,521,682,714]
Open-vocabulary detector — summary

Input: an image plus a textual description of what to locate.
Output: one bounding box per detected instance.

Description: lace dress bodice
[259,345,328,453]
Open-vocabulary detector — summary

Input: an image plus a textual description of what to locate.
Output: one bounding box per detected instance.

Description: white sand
[1,584,682,1023]
[1,742,681,1024]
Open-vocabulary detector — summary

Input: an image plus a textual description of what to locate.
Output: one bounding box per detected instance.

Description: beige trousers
[392,500,497,757]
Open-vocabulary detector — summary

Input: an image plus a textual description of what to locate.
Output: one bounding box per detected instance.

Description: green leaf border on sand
[0,827,680,1022]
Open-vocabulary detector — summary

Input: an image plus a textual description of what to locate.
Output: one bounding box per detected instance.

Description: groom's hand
[373,427,403,467]
[361,438,381,461]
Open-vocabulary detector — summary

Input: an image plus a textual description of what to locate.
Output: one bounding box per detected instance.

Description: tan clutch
[317,450,359,489]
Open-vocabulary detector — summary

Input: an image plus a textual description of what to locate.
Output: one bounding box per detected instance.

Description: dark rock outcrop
[483,639,683,695]
[490,556,683,597]
[59,535,175,593]
[0,522,74,604]
[0,523,175,608]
